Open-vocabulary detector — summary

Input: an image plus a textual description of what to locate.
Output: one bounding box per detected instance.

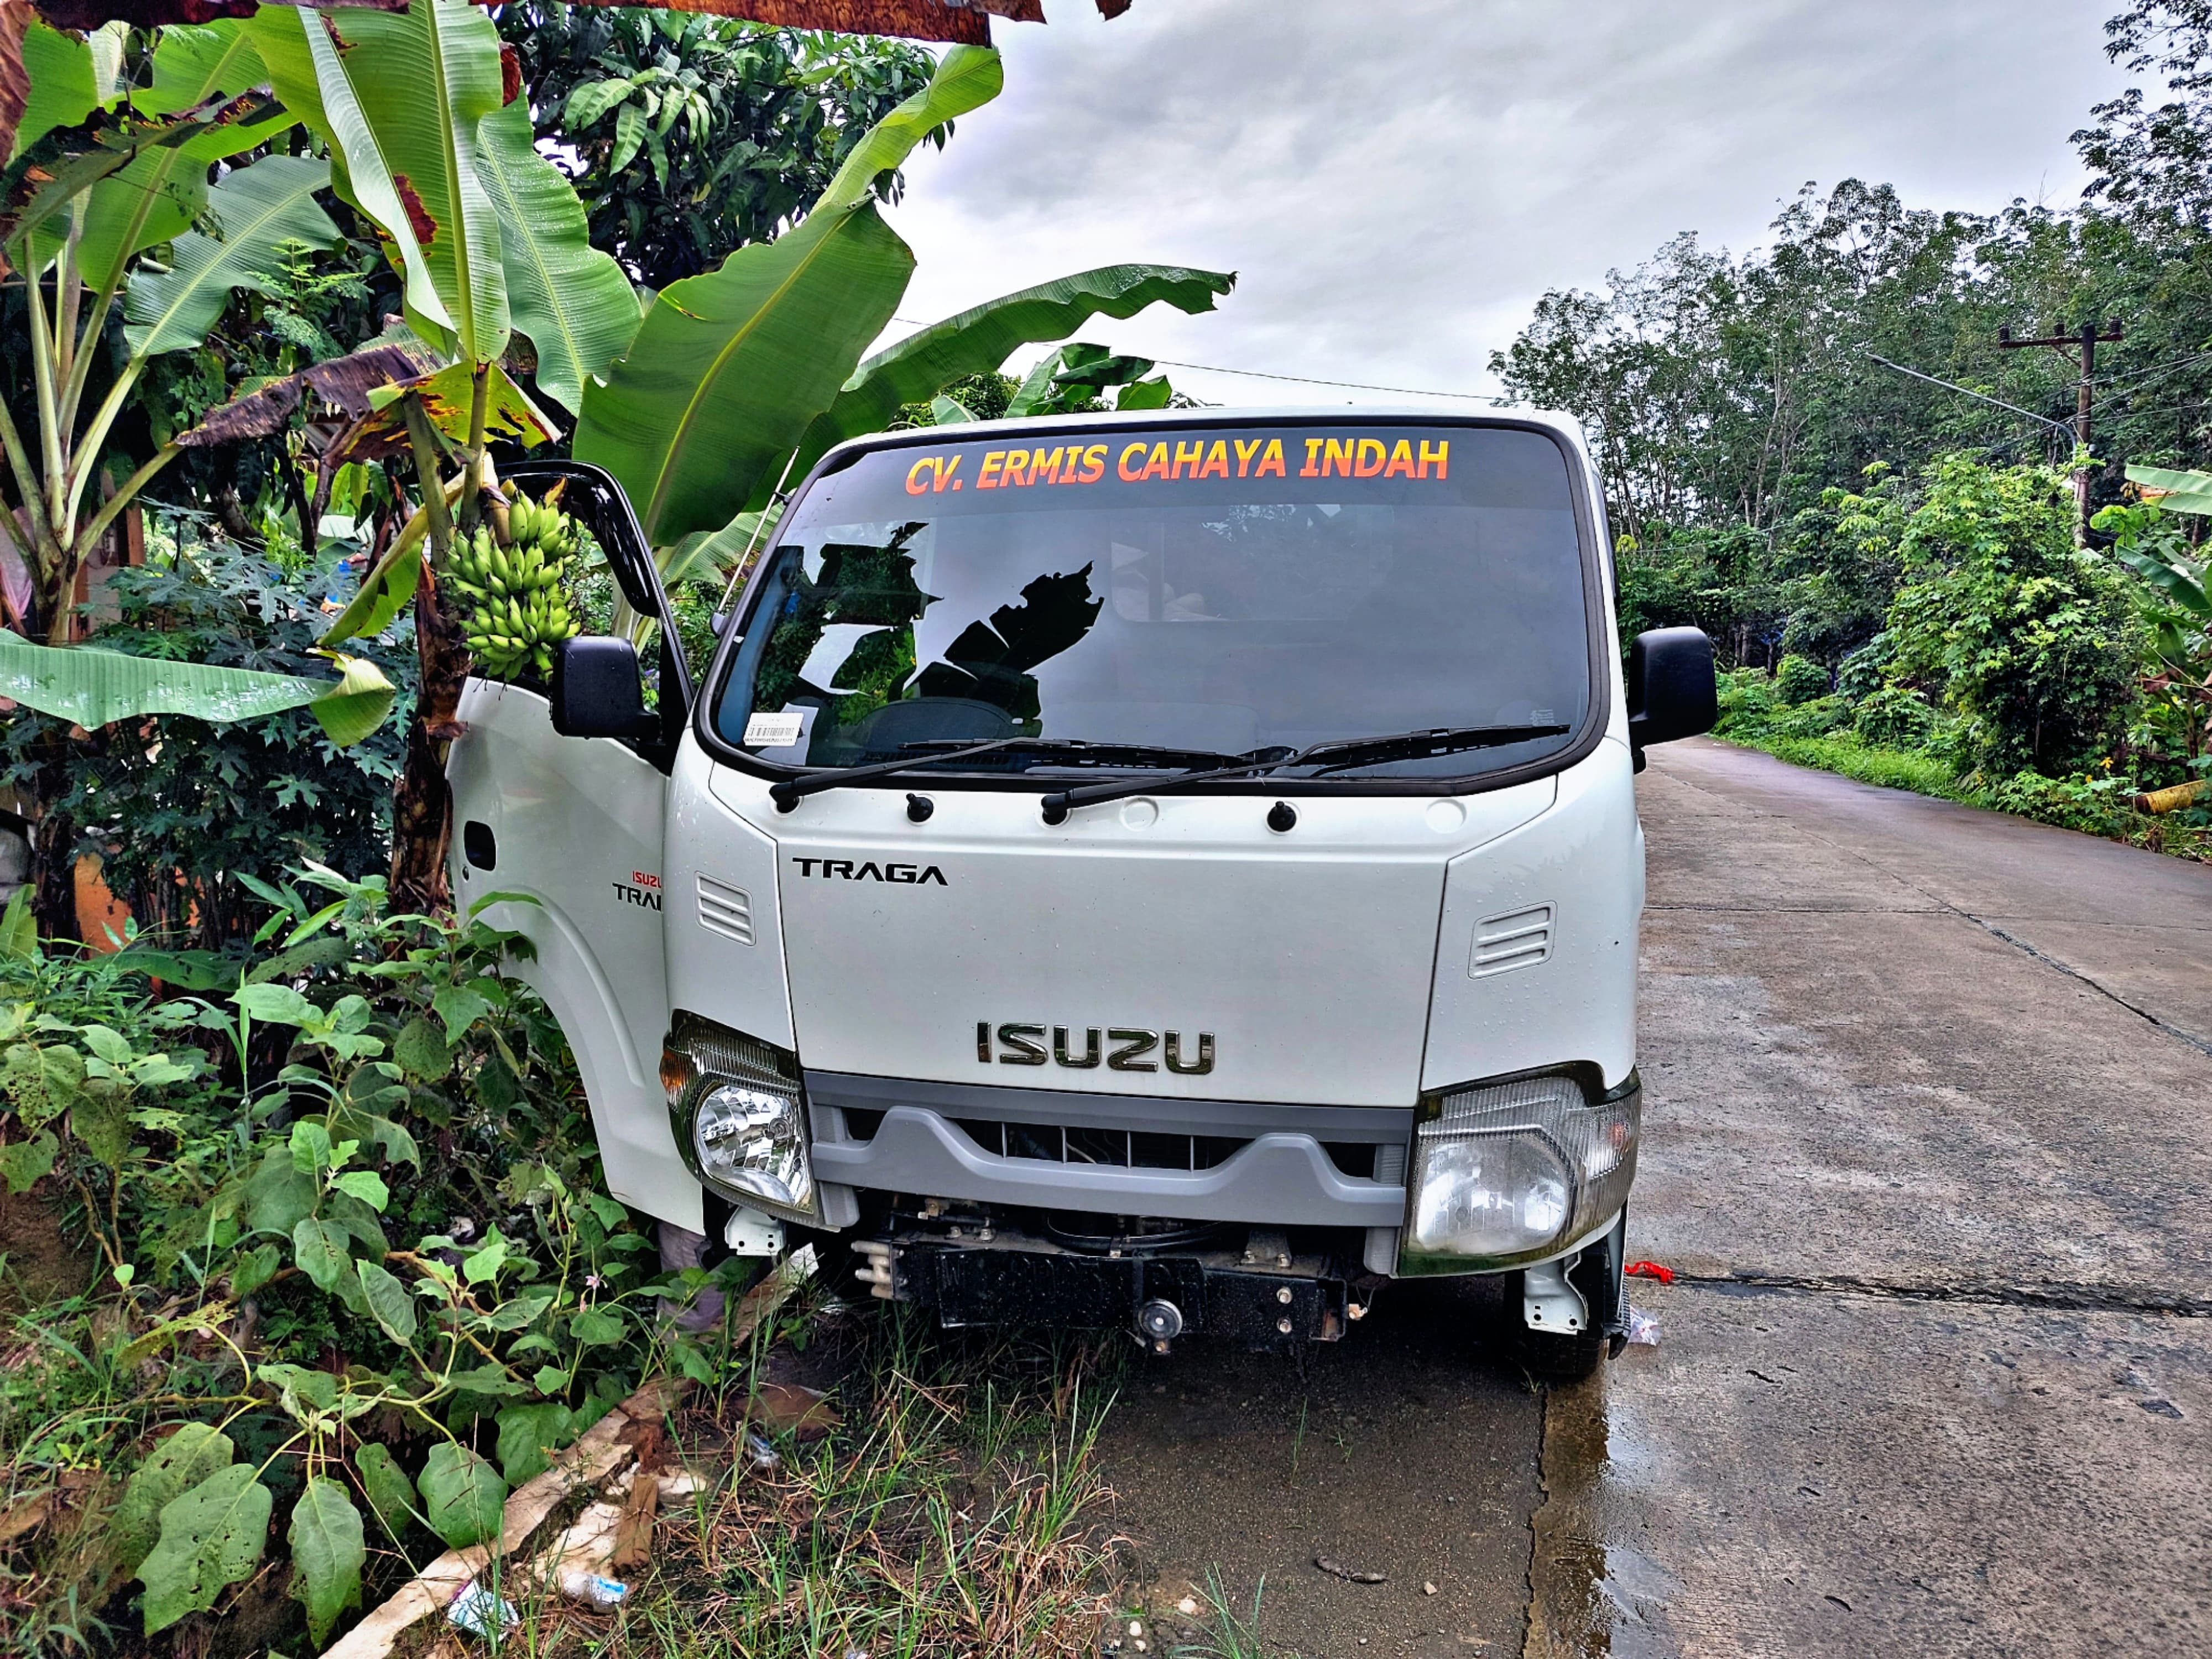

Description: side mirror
[1627,627,1717,766]
[552,637,659,740]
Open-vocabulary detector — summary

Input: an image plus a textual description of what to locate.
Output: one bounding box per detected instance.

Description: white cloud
[878,0,2130,408]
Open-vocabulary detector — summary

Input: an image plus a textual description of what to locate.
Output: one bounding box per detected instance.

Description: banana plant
[574,45,1236,572]
[0,17,399,752]
[2098,467,2212,808]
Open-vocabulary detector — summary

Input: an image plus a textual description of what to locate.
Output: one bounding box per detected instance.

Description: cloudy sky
[882,0,2133,409]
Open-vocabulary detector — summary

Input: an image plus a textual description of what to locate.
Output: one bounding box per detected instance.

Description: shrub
[0,873,712,1650]
[1853,685,1938,747]
[1883,456,2140,779]
[1990,769,2138,837]
[1774,654,1830,705]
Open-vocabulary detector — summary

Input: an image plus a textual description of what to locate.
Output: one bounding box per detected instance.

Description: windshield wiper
[766,737,1250,811]
[899,738,1251,771]
[768,737,1025,811]
[1293,722,1571,776]
[1036,723,1571,823]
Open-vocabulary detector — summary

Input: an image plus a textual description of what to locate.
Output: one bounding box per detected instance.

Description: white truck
[449,409,1715,1379]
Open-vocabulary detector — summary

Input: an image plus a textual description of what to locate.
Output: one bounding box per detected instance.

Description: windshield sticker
[900,432,1451,496]
[744,711,807,747]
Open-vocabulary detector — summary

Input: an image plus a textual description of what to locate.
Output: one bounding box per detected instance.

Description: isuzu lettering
[448,409,1717,1380]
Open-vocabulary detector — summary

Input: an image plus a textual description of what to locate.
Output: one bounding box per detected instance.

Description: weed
[1171,1567,1267,1659]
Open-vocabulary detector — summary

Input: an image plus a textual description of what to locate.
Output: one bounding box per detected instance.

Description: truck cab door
[444,461,702,1229]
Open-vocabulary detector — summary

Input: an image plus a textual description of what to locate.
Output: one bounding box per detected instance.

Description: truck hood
[708,770,1556,1108]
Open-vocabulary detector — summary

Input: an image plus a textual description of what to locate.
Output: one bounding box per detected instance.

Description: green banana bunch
[447,491,582,681]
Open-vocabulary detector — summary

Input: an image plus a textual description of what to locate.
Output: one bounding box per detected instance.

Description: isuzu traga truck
[450,410,1715,1380]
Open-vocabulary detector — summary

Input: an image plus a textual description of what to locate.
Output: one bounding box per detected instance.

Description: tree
[502,3,941,289]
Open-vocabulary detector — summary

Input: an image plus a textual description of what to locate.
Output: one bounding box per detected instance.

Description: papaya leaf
[419,1443,505,1548]
[288,1477,365,1645]
[138,1463,272,1635]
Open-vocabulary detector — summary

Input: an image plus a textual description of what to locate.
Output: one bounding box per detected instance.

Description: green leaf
[573,45,1003,544]
[570,1305,624,1347]
[334,1170,390,1212]
[576,199,912,545]
[111,943,232,990]
[1115,376,1175,411]
[0,1129,59,1194]
[609,99,645,173]
[14,20,99,164]
[430,984,493,1044]
[475,100,641,415]
[257,1361,340,1417]
[71,1087,130,1168]
[562,79,630,130]
[293,1218,352,1292]
[0,634,390,747]
[122,154,339,357]
[242,983,322,1029]
[356,1444,419,1542]
[114,1423,234,1578]
[75,23,291,307]
[478,1289,554,1331]
[245,1149,319,1235]
[418,1443,506,1549]
[288,1477,365,1645]
[392,1014,453,1080]
[290,1119,335,1173]
[231,1241,283,1296]
[0,889,37,963]
[357,1259,418,1345]
[790,264,1234,479]
[248,0,508,363]
[461,1231,508,1285]
[138,1464,272,1635]
[308,653,400,748]
[494,1401,575,1485]
[928,393,977,425]
[532,1364,568,1395]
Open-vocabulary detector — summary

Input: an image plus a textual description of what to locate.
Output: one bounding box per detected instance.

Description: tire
[1507,1210,1628,1385]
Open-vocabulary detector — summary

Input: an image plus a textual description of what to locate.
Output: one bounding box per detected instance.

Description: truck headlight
[1403,1070,1638,1268]
[662,1012,817,1224]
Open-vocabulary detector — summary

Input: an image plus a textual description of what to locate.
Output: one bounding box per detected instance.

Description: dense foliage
[0,872,748,1650]
[503,4,940,290]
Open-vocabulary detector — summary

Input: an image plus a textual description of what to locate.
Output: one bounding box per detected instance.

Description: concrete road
[1095,738,2212,1657]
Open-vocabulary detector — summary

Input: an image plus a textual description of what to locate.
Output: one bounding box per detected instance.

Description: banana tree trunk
[388,571,469,914]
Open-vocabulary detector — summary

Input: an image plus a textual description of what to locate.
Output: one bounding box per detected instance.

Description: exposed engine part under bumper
[850,1221,1376,1349]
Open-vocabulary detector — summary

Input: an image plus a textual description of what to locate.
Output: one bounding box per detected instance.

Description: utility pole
[1999,317,2123,542]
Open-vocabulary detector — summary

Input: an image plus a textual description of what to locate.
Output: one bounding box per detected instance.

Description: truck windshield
[711,421,1594,783]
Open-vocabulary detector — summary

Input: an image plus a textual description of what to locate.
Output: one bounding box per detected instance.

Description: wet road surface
[1095,737,2212,1656]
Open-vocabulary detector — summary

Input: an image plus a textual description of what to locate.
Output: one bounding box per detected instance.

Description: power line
[883,318,1509,404]
[1856,345,2078,437]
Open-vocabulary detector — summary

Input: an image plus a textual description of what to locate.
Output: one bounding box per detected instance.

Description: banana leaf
[123,154,340,357]
[74,23,291,306]
[12,18,99,164]
[248,0,508,364]
[661,500,783,585]
[0,634,395,747]
[474,100,640,415]
[789,264,1233,477]
[2125,463,2212,517]
[572,45,1002,546]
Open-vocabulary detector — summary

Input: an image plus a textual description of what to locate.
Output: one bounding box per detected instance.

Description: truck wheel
[1511,1321,1608,1384]
[1507,1211,1627,1385]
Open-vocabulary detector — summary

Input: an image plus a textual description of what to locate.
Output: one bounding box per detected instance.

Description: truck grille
[837,1107,1380,1181]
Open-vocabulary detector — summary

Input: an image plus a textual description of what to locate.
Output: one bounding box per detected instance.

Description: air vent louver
[697,874,754,945]
[1470,903,1553,978]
